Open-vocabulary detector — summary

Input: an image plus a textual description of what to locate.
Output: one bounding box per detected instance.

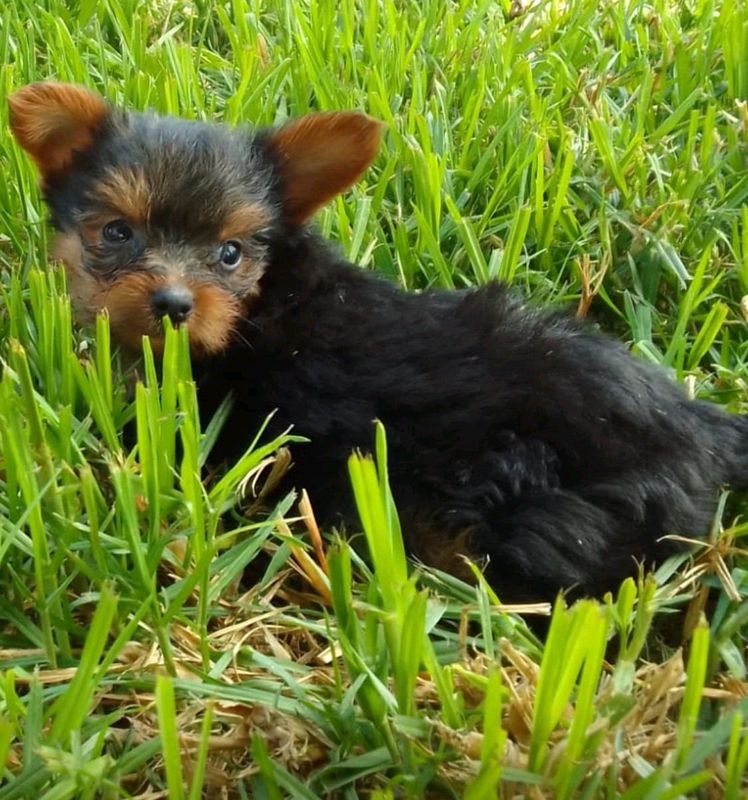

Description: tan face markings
[103,274,241,356]
[218,202,272,242]
[92,167,151,226]
[188,283,242,355]
[52,230,82,265]
[52,232,101,323]
[51,234,242,357]
[99,271,162,350]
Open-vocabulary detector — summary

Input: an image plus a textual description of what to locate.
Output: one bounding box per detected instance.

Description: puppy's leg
[479,491,643,601]
[400,482,693,603]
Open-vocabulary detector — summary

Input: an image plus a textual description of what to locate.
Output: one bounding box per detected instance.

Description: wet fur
[10,82,748,602]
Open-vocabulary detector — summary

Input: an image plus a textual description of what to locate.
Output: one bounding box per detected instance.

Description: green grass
[1,0,747,797]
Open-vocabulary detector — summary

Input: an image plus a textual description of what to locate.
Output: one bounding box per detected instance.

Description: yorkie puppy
[9,82,748,602]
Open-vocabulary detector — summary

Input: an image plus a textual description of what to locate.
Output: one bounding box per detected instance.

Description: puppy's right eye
[102,220,133,243]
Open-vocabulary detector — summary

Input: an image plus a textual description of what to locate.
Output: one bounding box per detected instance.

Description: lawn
[1,0,747,797]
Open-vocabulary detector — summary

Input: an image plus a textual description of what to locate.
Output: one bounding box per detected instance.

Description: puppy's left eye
[103,220,133,243]
[218,241,242,271]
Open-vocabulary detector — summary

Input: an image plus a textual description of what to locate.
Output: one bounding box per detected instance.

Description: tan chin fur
[102,276,241,356]
[100,272,164,351]
[188,284,241,355]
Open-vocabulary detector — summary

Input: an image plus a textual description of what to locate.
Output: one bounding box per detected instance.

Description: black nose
[150,285,194,324]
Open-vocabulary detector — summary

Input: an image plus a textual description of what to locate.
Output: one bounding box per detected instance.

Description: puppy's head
[8,82,383,356]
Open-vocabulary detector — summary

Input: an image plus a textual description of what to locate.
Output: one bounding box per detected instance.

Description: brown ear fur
[8,82,108,181]
[266,111,384,225]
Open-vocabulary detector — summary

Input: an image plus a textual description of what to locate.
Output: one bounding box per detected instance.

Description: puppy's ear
[8,82,108,183]
[265,111,384,225]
